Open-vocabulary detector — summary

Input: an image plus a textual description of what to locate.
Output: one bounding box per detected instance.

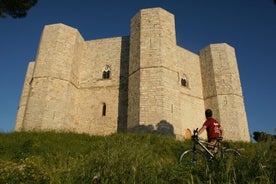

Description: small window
[180,73,188,87]
[181,78,187,87]
[102,65,111,79]
[102,103,106,116]
[102,70,110,79]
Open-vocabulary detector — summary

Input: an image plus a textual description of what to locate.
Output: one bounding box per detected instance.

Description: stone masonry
[14,7,250,141]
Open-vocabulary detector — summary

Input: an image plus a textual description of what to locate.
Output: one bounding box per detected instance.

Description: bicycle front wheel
[222,148,241,161]
[179,149,208,175]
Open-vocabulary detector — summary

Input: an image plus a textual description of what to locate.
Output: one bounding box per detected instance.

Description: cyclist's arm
[198,125,207,135]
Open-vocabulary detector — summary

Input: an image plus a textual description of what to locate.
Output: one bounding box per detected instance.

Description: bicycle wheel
[222,148,240,161]
[179,149,208,175]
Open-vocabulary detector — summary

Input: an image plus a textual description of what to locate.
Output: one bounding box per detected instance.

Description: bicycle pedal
[208,156,215,161]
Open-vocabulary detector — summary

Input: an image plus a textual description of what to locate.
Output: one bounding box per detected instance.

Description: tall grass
[0,131,275,183]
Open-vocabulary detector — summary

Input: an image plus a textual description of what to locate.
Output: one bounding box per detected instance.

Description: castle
[14,7,250,141]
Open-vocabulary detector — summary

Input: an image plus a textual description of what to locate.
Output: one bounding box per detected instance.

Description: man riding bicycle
[198,109,224,147]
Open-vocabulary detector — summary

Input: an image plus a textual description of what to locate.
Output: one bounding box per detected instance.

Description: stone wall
[15,7,250,141]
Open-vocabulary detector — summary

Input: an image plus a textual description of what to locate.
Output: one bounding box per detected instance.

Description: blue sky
[0,0,275,138]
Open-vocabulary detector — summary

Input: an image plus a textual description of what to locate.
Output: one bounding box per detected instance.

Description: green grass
[0,131,275,183]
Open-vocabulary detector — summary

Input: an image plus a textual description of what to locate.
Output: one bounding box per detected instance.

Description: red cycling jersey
[203,117,222,142]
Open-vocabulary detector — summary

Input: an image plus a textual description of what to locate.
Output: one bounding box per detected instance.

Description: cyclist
[198,109,224,147]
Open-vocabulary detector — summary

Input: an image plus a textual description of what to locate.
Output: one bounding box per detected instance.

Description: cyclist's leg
[207,139,218,154]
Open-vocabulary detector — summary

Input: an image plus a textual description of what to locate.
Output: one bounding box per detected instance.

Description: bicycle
[179,128,241,175]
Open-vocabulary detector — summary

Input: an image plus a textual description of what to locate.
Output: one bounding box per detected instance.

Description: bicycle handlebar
[192,128,223,142]
[191,128,199,140]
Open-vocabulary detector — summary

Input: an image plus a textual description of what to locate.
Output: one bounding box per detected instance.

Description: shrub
[0,157,50,184]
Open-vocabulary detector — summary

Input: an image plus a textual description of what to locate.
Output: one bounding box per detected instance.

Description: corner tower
[128,8,177,128]
[199,43,250,141]
[15,24,84,131]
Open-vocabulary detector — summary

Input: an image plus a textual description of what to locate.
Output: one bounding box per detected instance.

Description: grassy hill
[0,131,275,183]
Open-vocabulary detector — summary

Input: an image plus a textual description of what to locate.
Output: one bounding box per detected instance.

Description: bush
[0,157,50,184]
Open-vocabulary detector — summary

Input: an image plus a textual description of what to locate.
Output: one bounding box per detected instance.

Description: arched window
[102,65,111,79]
[185,129,191,139]
[102,70,110,79]
[181,78,187,87]
[180,74,188,87]
[102,103,106,116]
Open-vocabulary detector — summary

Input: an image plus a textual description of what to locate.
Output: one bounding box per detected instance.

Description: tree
[253,131,275,142]
[0,0,38,18]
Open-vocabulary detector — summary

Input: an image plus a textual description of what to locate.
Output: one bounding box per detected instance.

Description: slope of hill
[0,131,275,183]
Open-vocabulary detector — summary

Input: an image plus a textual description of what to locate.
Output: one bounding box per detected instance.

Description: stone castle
[14,7,250,141]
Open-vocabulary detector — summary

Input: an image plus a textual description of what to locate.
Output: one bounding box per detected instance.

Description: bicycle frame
[194,138,215,159]
[191,128,223,160]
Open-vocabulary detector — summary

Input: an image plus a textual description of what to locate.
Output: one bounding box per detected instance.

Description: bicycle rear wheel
[179,149,208,175]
